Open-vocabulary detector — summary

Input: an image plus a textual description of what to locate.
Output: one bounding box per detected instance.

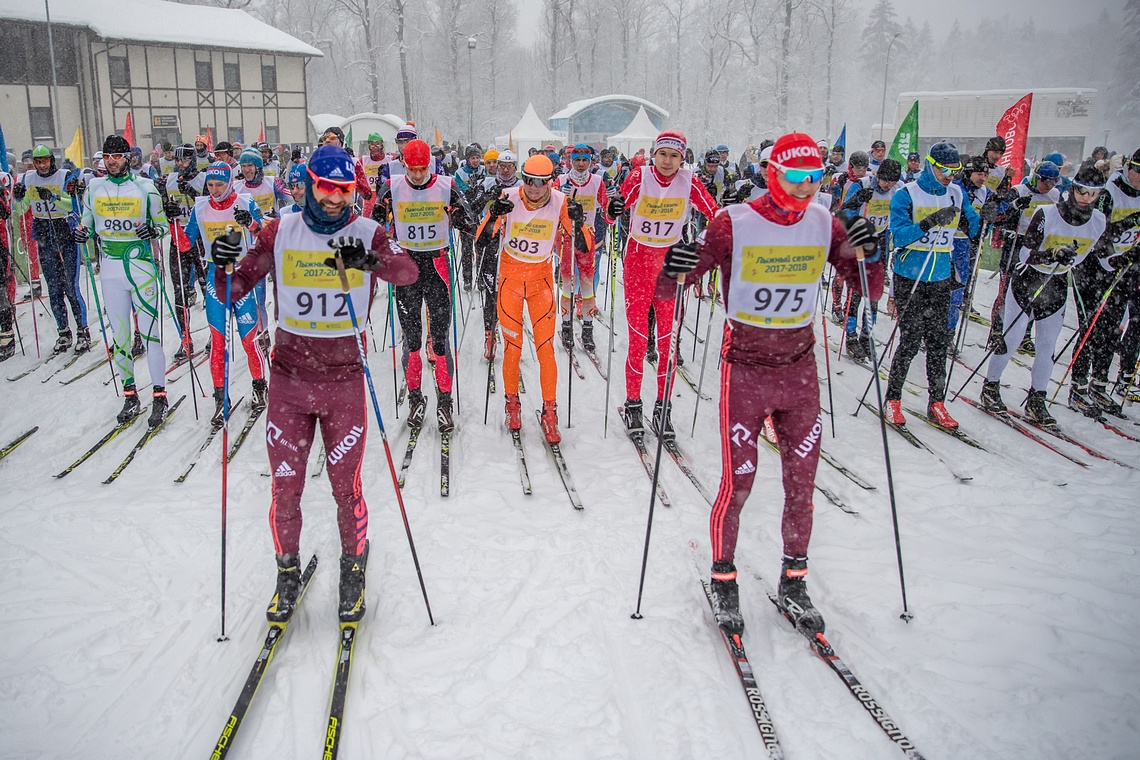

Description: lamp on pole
[467,37,477,145]
[879,32,901,142]
[44,0,64,149]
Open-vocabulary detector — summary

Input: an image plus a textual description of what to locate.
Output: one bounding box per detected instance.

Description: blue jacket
[890,162,981,282]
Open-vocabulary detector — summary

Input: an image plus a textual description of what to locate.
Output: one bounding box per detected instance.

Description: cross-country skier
[557,143,611,352]
[162,144,207,360]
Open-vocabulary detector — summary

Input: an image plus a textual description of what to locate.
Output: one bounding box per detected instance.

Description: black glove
[607,195,625,217]
[233,206,253,229]
[325,236,378,271]
[701,176,717,197]
[210,229,243,267]
[567,199,585,224]
[12,183,25,201]
[135,223,159,241]
[489,193,514,219]
[1012,195,1032,211]
[165,198,183,218]
[981,200,998,223]
[663,240,700,278]
[71,226,89,243]
[853,187,875,205]
[35,186,53,201]
[989,333,1007,355]
[177,178,197,199]
[1050,243,1079,266]
[919,205,958,231]
[843,215,877,251]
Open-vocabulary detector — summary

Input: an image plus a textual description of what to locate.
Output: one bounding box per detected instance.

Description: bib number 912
[297,291,349,318]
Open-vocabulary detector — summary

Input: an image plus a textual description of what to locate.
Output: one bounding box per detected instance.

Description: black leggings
[396,251,454,391]
[886,275,953,402]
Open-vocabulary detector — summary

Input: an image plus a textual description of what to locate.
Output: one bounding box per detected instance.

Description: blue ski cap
[238,149,263,169]
[307,145,354,182]
[1034,161,1060,180]
[1043,152,1064,167]
[205,161,232,184]
[287,162,306,185]
[571,143,591,159]
[927,141,960,168]
[715,144,729,152]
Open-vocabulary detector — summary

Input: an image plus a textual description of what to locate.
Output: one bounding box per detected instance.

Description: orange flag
[205,126,213,152]
[433,127,442,147]
[123,112,134,147]
[257,122,265,143]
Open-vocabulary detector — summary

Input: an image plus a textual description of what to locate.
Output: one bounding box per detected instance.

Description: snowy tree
[1109,0,1140,146]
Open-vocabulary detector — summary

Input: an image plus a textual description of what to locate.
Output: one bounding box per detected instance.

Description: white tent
[607,106,658,158]
[496,103,561,157]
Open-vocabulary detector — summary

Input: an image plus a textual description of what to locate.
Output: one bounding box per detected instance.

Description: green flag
[347,125,354,151]
[888,101,919,164]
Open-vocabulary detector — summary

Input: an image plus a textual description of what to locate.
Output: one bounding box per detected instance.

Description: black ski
[510,428,532,495]
[397,425,422,489]
[676,363,712,401]
[59,356,110,385]
[577,336,607,381]
[761,438,857,515]
[40,350,92,383]
[173,396,246,483]
[767,593,926,759]
[311,443,327,479]
[959,398,1089,467]
[440,429,451,497]
[209,555,318,760]
[534,410,583,510]
[661,436,715,506]
[819,448,877,491]
[565,343,586,380]
[103,396,186,483]
[859,401,972,483]
[904,406,990,451]
[54,411,147,478]
[227,405,266,463]
[0,426,39,461]
[618,408,671,508]
[166,351,208,385]
[322,622,360,759]
[6,352,61,382]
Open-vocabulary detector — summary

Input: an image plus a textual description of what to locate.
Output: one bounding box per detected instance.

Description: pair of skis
[53,396,186,482]
[396,422,453,498]
[173,396,248,483]
[505,413,582,510]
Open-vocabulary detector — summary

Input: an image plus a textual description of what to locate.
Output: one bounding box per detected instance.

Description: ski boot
[709,561,744,635]
[147,387,169,428]
[540,399,561,444]
[173,340,193,363]
[1068,382,1101,419]
[884,399,906,426]
[776,557,825,635]
[1016,334,1035,357]
[980,380,1007,413]
[117,384,142,424]
[339,542,369,623]
[987,330,1007,355]
[0,330,15,362]
[1024,389,1056,427]
[505,393,522,431]
[53,329,73,355]
[581,321,595,353]
[30,281,43,300]
[845,332,867,362]
[437,391,455,433]
[251,378,268,413]
[623,398,645,435]
[74,327,92,354]
[131,331,145,358]
[927,400,959,430]
[484,330,497,360]
[210,387,227,429]
[186,289,198,308]
[560,319,574,351]
[652,399,675,441]
[1089,381,1124,418]
[645,343,658,365]
[266,553,302,623]
[407,389,427,429]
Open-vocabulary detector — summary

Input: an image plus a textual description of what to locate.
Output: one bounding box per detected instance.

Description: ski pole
[690,269,718,437]
[817,284,837,438]
[168,229,204,418]
[73,230,120,392]
[332,251,434,625]
[946,236,984,392]
[218,255,233,643]
[1047,264,1129,406]
[631,274,685,621]
[388,283,400,419]
[602,219,620,438]
[446,234,462,414]
[483,346,493,425]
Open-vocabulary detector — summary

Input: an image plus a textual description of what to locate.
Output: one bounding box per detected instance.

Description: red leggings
[710,345,822,563]
[266,371,369,556]
[623,240,677,400]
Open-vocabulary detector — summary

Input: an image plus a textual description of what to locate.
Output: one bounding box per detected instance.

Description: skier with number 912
[212,145,417,624]
[658,131,883,637]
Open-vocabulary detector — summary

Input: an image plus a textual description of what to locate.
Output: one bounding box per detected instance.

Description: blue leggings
[36,222,87,331]
[948,237,972,332]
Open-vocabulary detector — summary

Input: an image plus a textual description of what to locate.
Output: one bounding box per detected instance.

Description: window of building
[109,55,130,88]
[261,64,277,93]
[0,26,24,84]
[195,60,214,90]
[30,106,55,141]
[224,62,240,91]
[265,126,280,144]
[229,129,244,145]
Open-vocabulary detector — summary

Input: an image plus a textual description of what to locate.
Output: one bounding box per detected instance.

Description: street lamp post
[879,32,901,142]
[467,37,477,145]
[44,0,64,148]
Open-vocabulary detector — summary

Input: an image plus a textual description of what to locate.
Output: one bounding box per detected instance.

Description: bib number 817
[639,220,675,237]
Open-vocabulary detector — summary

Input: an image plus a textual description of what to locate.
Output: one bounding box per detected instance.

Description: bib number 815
[406,224,438,241]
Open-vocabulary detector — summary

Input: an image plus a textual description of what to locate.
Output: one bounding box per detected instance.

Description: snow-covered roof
[507,103,560,140]
[309,114,344,135]
[0,0,323,57]
[899,88,1096,99]
[549,95,669,121]
[609,106,659,140]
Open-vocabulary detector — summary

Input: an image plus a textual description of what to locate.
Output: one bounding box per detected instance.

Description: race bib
[30,198,62,219]
[914,206,958,252]
[396,201,447,249]
[505,218,556,261]
[865,198,891,232]
[201,220,235,245]
[731,245,825,327]
[1110,208,1140,254]
[281,248,363,332]
[94,196,144,239]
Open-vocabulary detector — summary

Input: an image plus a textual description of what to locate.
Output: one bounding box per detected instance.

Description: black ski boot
[210,387,227,429]
[1017,333,1035,357]
[1089,382,1124,418]
[645,343,658,364]
[74,327,92,354]
[845,332,867,362]
[581,321,595,353]
[436,391,454,432]
[407,389,427,429]
[53,329,73,355]
[980,380,1006,413]
[266,553,302,623]
[623,399,645,434]
[117,384,141,424]
[251,378,268,412]
[652,399,675,441]
[1068,382,1100,419]
[173,340,193,364]
[339,542,369,623]
[0,330,14,362]
[258,330,271,358]
[710,560,744,635]
[131,331,145,358]
[858,332,873,364]
[1024,389,1056,427]
[561,319,574,351]
[147,387,169,428]
[776,557,825,635]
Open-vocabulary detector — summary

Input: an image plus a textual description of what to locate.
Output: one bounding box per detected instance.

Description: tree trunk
[825,0,835,138]
[362,9,379,113]
[395,0,413,119]
[778,0,792,131]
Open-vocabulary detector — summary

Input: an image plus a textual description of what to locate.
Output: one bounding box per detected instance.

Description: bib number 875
[297,291,349,318]
[753,286,805,313]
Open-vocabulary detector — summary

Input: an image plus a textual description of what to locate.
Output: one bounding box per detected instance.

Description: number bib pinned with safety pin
[392,174,451,251]
[629,168,693,246]
[274,213,377,337]
[908,181,963,253]
[725,203,832,329]
[500,186,564,264]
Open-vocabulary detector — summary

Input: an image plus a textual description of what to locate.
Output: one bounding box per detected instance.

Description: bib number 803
[297,291,349,318]
[508,237,542,255]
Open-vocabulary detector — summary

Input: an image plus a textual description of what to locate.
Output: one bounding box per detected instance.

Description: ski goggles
[522,174,552,187]
[1072,183,1103,199]
[104,152,127,162]
[307,167,355,196]
[771,162,824,184]
[927,157,963,174]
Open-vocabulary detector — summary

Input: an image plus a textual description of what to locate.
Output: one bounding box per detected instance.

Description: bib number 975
[297,291,349,318]
[753,286,805,314]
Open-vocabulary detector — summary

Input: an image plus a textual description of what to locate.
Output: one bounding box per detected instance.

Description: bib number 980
[102,218,137,232]
[297,291,349,318]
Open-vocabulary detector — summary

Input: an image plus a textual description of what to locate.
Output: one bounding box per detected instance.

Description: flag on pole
[996,93,1033,185]
[888,101,919,163]
[257,122,265,143]
[0,122,8,172]
[508,132,514,152]
[64,126,85,168]
[434,127,442,147]
[347,125,354,151]
[205,126,213,152]
[123,112,134,147]
[834,124,846,152]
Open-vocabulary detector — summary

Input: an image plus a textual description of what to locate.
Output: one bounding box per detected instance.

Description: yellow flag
[433,127,442,147]
[64,126,85,168]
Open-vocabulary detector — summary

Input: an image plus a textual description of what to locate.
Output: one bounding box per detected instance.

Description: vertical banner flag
[996,93,1033,185]
[889,101,919,163]
[257,122,265,144]
[205,126,213,152]
[0,122,8,172]
[65,126,85,168]
[346,125,354,151]
[834,124,846,153]
[434,127,442,147]
[123,112,135,147]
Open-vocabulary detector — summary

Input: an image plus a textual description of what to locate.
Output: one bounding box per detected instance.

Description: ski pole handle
[333,251,351,293]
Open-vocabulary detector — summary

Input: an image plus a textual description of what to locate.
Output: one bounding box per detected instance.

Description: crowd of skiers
[3,118,1138,637]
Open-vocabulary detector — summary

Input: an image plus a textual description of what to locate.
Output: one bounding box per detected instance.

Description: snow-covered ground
[1,268,1138,760]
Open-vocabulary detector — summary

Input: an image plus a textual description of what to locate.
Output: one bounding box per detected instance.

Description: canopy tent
[606,106,659,158]
[496,103,561,157]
